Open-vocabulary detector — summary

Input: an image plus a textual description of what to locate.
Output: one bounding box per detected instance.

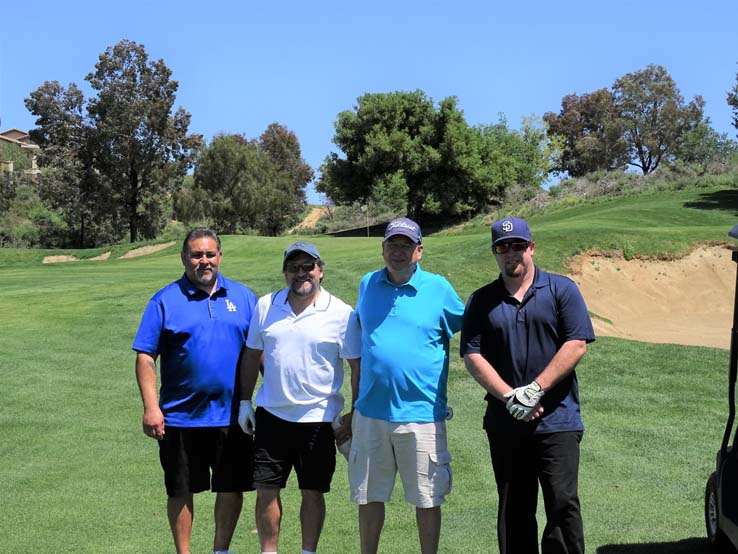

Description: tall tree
[86,39,201,242]
[543,89,628,176]
[259,122,313,205]
[612,64,704,174]
[25,40,201,245]
[728,69,738,136]
[24,81,111,247]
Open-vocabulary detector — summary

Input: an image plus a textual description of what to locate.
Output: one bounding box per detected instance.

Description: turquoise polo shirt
[132,274,257,427]
[355,264,464,423]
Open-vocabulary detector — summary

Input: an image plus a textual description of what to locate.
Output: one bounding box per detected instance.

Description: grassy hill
[2,183,736,553]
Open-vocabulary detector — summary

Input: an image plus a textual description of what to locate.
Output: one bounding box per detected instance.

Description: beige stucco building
[0,128,40,175]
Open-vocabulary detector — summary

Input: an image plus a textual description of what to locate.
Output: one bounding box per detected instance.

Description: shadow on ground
[684,189,738,215]
[597,537,715,554]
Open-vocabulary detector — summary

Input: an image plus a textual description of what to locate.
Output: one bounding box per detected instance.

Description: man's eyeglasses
[493,241,530,255]
[285,261,317,273]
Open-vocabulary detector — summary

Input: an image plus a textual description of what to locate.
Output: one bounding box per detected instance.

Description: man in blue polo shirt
[133,228,258,554]
[461,217,595,554]
[350,218,464,554]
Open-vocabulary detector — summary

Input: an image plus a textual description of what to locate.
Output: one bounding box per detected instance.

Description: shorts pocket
[428,450,452,497]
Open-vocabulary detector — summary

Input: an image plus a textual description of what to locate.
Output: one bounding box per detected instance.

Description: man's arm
[335,357,361,445]
[463,352,514,402]
[532,339,588,391]
[238,347,263,401]
[135,351,165,440]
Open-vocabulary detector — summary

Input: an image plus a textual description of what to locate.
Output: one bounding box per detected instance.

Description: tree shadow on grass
[597,537,715,554]
[684,189,738,215]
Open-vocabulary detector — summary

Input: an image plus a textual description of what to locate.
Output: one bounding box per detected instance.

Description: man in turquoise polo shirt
[133,228,258,554]
[349,218,464,554]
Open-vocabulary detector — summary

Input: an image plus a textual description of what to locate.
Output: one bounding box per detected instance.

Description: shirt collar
[179,273,229,298]
[272,287,331,312]
[379,263,424,290]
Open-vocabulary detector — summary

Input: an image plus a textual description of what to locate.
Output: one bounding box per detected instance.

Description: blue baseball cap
[491,217,531,245]
[384,217,422,244]
[284,241,321,260]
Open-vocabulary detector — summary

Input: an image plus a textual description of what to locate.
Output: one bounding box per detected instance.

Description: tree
[612,64,704,174]
[86,39,201,242]
[728,69,738,136]
[24,81,112,247]
[672,122,737,173]
[543,89,628,176]
[25,40,201,245]
[192,133,298,236]
[318,91,549,220]
[259,123,313,205]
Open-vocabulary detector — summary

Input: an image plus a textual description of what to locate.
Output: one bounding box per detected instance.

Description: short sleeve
[340,310,362,360]
[132,298,164,355]
[245,299,265,350]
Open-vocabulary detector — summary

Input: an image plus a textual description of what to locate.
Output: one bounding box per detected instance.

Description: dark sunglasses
[493,241,530,255]
[285,261,317,273]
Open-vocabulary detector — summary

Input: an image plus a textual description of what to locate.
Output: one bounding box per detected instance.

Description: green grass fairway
[2,184,736,553]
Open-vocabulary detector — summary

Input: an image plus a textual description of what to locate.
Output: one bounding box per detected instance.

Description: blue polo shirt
[355,264,464,423]
[461,266,595,434]
[132,274,257,427]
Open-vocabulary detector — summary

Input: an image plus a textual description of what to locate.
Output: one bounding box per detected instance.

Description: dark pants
[487,430,584,554]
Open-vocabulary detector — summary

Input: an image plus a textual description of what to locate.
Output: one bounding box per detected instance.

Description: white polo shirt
[246,287,361,423]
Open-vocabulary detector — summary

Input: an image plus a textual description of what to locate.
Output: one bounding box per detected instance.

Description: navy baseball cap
[284,241,321,260]
[491,217,531,245]
[384,217,422,244]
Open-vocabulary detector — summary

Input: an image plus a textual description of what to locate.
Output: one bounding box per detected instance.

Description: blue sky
[2,1,737,202]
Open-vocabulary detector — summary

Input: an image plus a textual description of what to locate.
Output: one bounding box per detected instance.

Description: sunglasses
[493,241,530,255]
[285,261,317,273]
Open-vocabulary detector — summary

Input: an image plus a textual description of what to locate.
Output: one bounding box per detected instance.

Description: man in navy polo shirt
[133,228,258,554]
[461,217,595,554]
[350,218,464,554]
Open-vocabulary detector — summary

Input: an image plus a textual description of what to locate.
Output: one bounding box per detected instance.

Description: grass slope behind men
[462,217,595,554]
[350,218,465,554]
[133,228,257,554]
[239,241,361,554]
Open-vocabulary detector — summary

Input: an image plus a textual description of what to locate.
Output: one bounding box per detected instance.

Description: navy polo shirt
[461,266,595,434]
[133,274,257,427]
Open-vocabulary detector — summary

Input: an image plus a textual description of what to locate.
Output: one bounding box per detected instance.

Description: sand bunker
[43,241,176,264]
[42,255,79,264]
[569,245,735,349]
[118,241,176,259]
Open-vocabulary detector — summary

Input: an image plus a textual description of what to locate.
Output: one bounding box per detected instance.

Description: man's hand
[331,413,352,460]
[237,400,256,434]
[504,381,545,420]
[143,406,165,440]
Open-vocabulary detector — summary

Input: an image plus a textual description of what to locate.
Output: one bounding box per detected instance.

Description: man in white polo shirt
[238,241,361,554]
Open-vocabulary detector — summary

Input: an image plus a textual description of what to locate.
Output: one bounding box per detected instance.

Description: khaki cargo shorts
[348,410,452,508]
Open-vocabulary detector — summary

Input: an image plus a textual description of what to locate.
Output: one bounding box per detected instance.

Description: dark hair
[182,228,221,253]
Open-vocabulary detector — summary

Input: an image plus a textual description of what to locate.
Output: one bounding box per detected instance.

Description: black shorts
[253,407,336,492]
[158,425,254,497]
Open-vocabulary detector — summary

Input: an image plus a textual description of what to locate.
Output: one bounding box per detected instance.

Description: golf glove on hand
[504,381,545,420]
[237,400,256,434]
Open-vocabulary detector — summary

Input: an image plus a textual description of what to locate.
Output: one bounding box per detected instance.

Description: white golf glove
[237,400,256,434]
[504,381,545,420]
